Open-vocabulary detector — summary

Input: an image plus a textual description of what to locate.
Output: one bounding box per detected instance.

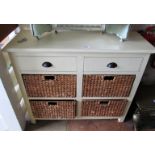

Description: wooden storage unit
[3,30,155,122]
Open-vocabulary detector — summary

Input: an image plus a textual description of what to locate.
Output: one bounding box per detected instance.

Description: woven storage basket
[22,74,76,97]
[83,75,135,97]
[30,100,76,119]
[81,100,127,117]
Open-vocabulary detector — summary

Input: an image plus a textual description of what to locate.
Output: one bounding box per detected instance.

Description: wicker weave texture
[83,75,135,97]
[22,74,76,97]
[81,100,127,117]
[30,100,76,119]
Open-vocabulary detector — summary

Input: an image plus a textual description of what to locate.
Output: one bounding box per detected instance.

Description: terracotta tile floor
[25,120,67,131]
[25,119,134,131]
[66,119,133,131]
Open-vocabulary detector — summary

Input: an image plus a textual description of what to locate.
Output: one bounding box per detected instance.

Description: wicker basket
[81,100,127,117]
[22,74,76,97]
[30,100,76,119]
[83,75,135,97]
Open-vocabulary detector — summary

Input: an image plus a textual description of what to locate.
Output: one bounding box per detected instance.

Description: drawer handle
[48,101,57,106]
[42,61,53,68]
[107,62,117,68]
[104,76,114,80]
[100,101,109,106]
[44,75,55,80]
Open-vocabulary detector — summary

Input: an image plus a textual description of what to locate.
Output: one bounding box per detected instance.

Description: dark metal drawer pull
[107,62,117,68]
[42,62,53,68]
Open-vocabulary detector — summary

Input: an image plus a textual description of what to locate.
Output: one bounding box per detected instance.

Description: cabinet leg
[25,112,36,124]
[31,119,36,124]
[118,117,125,122]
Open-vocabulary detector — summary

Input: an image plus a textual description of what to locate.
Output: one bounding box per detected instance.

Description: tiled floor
[67,119,133,131]
[25,84,155,131]
[26,120,67,131]
[25,119,134,131]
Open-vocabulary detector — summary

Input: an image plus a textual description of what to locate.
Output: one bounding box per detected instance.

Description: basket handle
[100,101,109,106]
[48,101,57,106]
[44,75,55,80]
[104,76,114,81]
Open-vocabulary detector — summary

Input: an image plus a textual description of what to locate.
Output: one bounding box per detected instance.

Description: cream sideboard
[3,30,155,123]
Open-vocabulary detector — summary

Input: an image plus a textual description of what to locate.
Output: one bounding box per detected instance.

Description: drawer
[81,100,127,117]
[83,74,135,97]
[84,57,143,72]
[14,56,77,72]
[22,74,77,97]
[30,100,76,119]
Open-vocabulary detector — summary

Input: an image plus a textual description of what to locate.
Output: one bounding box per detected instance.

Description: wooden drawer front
[22,74,76,97]
[15,56,77,72]
[83,74,135,97]
[81,100,127,117]
[30,100,76,119]
[84,57,143,72]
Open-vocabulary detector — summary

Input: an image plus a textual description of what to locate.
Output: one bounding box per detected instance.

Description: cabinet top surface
[3,30,155,53]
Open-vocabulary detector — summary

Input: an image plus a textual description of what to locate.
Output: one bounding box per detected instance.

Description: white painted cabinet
[0,78,22,130]
[3,30,155,122]
[0,52,25,130]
